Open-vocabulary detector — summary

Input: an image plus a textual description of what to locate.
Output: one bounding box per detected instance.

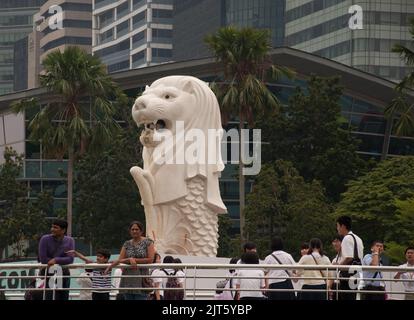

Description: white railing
[0,263,413,300]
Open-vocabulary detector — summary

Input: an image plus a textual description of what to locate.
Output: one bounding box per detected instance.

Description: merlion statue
[130,75,227,257]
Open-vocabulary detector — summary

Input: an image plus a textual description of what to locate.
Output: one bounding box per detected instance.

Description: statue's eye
[164,93,174,100]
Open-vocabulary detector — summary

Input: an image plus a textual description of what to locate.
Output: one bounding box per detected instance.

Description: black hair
[241,252,259,264]
[243,242,257,252]
[370,240,384,248]
[96,249,111,260]
[163,255,175,264]
[52,219,68,231]
[129,221,144,231]
[271,237,284,251]
[333,235,344,242]
[301,242,309,250]
[405,246,414,254]
[229,257,238,273]
[173,258,183,271]
[336,216,352,230]
[308,238,324,256]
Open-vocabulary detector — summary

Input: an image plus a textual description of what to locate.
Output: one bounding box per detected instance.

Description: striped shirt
[91,270,112,293]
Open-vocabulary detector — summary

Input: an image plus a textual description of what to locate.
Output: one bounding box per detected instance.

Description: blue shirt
[362,254,383,287]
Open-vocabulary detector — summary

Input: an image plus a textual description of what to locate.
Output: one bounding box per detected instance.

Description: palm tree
[12,46,122,236]
[385,17,414,136]
[205,26,295,241]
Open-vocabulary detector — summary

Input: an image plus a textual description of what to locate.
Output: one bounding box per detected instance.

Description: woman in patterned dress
[106,221,155,300]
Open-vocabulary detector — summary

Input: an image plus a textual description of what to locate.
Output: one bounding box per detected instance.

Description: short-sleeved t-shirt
[152,268,185,297]
[396,263,414,292]
[120,238,153,294]
[234,269,265,298]
[339,232,364,264]
[264,251,296,284]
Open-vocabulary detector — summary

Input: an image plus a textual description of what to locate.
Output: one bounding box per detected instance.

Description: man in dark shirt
[38,219,75,300]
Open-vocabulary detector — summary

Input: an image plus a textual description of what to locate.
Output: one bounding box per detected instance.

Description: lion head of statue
[131,76,227,213]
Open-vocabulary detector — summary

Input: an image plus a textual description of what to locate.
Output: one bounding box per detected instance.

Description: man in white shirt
[336,215,364,300]
[394,246,414,300]
[264,237,296,300]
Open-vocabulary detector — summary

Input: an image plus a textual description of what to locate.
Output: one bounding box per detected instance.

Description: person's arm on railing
[54,238,75,265]
[105,247,127,274]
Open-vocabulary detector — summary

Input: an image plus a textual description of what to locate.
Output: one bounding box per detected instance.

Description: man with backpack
[152,256,185,300]
[336,216,364,300]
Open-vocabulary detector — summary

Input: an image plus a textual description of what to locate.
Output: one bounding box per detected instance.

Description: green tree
[245,160,334,259]
[12,47,122,236]
[205,26,294,241]
[0,147,51,259]
[335,156,414,263]
[258,75,367,201]
[74,98,145,250]
[385,17,414,136]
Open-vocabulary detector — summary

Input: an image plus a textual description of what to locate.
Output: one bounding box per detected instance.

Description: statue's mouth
[144,119,167,131]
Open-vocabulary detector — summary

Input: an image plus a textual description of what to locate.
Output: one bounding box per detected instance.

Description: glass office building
[93,0,173,72]
[173,0,286,61]
[285,0,414,82]
[0,0,45,95]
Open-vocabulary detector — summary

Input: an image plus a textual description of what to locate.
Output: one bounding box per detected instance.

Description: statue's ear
[182,80,195,95]
[145,85,150,91]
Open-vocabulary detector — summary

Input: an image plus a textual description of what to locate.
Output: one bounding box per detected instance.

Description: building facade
[26,0,93,89]
[92,0,173,73]
[285,0,414,82]
[172,0,286,62]
[0,0,46,95]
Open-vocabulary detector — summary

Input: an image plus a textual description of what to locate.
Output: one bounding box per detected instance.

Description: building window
[99,28,114,44]
[107,60,129,73]
[132,50,145,62]
[152,9,172,19]
[151,48,172,58]
[117,20,130,38]
[152,28,172,38]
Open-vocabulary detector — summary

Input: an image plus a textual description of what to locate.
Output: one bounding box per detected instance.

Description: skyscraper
[92,0,173,73]
[0,0,46,95]
[172,0,286,62]
[285,0,414,81]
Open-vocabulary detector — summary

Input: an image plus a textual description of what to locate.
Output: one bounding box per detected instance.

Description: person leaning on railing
[104,221,155,300]
[38,219,75,300]
[394,246,414,300]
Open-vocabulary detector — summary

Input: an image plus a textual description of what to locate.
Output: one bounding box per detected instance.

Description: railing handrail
[0,262,413,272]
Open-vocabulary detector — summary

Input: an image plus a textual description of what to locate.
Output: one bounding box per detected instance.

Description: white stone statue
[130,75,227,257]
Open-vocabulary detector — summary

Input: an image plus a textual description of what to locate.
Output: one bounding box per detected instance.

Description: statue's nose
[134,97,146,110]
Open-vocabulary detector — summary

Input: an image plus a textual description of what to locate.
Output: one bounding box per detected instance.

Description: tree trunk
[239,112,245,243]
[67,150,74,237]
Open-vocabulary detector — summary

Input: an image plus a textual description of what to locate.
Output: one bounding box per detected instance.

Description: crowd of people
[214,216,414,301]
[28,215,413,300]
